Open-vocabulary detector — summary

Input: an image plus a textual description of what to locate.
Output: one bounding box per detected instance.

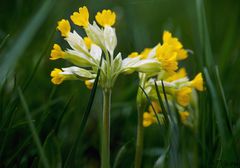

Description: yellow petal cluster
[85,80,94,90]
[128,52,139,58]
[156,43,178,74]
[50,44,65,60]
[140,48,151,59]
[95,9,116,27]
[50,68,64,85]
[71,6,89,27]
[163,31,188,60]
[166,68,187,82]
[84,37,92,50]
[143,112,156,127]
[191,73,203,91]
[176,87,192,107]
[179,111,189,123]
[57,19,71,37]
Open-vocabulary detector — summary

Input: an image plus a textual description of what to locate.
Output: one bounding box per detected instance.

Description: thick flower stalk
[50,6,162,168]
[132,31,204,168]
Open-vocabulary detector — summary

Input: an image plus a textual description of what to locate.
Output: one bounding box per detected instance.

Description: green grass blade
[17,87,50,168]
[0,0,54,86]
[139,85,162,127]
[154,80,169,128]
[0,34,9,49]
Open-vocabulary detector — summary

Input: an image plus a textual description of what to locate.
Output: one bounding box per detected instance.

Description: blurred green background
[0,0,239,167]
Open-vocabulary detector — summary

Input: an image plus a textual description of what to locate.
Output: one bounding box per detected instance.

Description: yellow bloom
[166,68,187,82]
[148,101,161,114]
[140,48,151,59]
[179,111,189,123]
[143,112,156,127]
[95,9,116,27]
[50,44,65,60]
[71,6,89,27]
[191,73,203,91]
[85,80,94,89]
[57,19,71,37]
[156,43,178,73]
[176,87,192,107]
[50,68,64,85]
[128,52,139,58]
[163,31,188,60]
[83,37,92,50]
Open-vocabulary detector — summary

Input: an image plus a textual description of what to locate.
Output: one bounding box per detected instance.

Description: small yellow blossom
[191,73,203,91]
[148,101,161,114]
[128,52,139,58]
[50,44,65,60]
[156,43,178,73]
[95,9,116,27]
[83,37,92,50]
[163,31,188,60]
[71,6,89,27]
[85,80,94,89]
[179,111,189,123]
[166,68,187,82]
[176,87,192,107]
[140,48,151,59]
[50,68,64,85]
[57,19,71,37]
[143,112,156,127]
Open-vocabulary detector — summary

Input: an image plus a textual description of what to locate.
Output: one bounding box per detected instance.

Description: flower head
[176,87,192,107]
[57,19,71,37]
[140,48,151,59]
[83,37,92,50]
[166,68,187,82]
[50,44,65,60]
[128,52,139,58]
[156,43,178,73]
[143,112,156,127]
[85,79,94,89]
[50,68,64,85]
[163,31,188,60]
[71,6,89,27]
[179,111,190,123]
[95,9,116,27]
[191,73,203,91]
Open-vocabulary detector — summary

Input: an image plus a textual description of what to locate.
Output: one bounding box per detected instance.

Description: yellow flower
[140,48,151,59]
[50,44,65,60]
[71,6,89,27]
[191,73,203,91]
[163,31,188,60]
[179,111,189,123]
[85,80,94,90]
[128,52,139,58]
[166,68,187,82]
[156,43,178,73]
[176,87,192,107]
[95,9,116,27]
[143,112,156,127]
[83,37,92,50]
[148,101,161,114]
[57,19,71,37]
[50,68,64,85]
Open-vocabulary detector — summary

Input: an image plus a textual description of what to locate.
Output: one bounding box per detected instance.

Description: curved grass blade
[18,87,50,168]
[154,80,169,128]
[139,85,162,127]
[64,55,103,168]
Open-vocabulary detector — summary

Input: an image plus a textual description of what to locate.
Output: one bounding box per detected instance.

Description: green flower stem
[101,88,111,168]
[135,74,147,168]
